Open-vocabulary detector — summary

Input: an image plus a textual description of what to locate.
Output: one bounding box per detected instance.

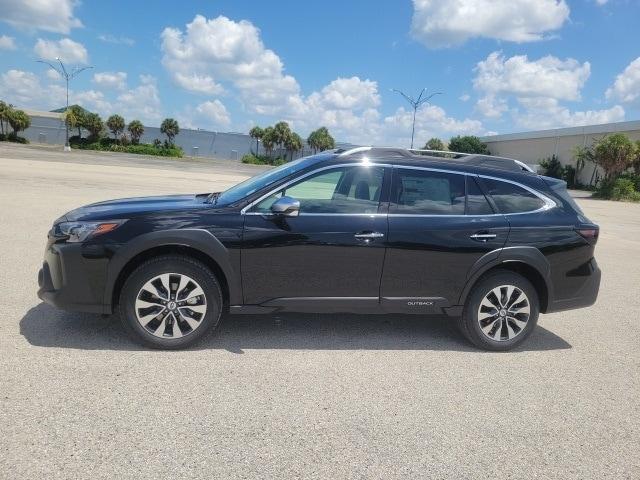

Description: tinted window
[252,166,384,214]
[482,178,545,213]
[392,169,465,215]
[466,176,494,215]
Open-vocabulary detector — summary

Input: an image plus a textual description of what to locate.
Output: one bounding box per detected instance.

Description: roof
[480,119,640,143]
[332,146,536,178]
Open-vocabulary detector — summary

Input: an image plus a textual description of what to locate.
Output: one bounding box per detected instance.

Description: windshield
[215,154,331,206]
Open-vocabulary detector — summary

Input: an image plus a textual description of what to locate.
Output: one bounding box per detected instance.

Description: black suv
[38,147,601,351]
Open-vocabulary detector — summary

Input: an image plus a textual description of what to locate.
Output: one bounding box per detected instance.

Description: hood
[59,193,212,222]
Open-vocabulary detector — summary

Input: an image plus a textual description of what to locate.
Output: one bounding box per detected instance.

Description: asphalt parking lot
[1,143,638,479]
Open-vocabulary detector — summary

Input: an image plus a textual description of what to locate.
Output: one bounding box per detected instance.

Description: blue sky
[1,0,639,145]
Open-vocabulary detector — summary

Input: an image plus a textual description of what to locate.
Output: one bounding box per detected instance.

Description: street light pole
[392,88,442,149]
[37,58,93,152]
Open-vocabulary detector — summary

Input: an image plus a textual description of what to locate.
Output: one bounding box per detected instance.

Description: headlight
[55,220,126,243]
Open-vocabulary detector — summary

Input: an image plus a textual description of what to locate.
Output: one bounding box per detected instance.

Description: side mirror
[270,196,300,217]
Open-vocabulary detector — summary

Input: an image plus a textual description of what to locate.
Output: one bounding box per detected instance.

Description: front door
[241,165,389,309]
[380,168,509,312]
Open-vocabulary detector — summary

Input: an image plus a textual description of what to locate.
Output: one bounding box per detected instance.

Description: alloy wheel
[135,273,207,339]
[477,284,531,342]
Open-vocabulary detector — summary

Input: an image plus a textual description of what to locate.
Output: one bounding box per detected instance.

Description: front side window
[252,166,384,214]
[481,178,546,214]
[391,169,465,215]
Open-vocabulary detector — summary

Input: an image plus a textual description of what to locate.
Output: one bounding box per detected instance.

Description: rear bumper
[37,241,110,314]
[546,258,601,313]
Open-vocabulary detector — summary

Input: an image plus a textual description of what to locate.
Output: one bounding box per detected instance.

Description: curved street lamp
[37,58,93,151]
[392,88,442,149]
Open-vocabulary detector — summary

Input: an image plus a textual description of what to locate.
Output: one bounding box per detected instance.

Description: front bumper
[37,240,111,314]
[546,258,601,313]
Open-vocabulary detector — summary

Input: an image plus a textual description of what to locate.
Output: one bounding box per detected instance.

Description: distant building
[481,120,640,184]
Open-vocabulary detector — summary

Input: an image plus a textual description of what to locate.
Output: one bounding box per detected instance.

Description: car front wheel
[459,271,539,351]
[119,255,223,349]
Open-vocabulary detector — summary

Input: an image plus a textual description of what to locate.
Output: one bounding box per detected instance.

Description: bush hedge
[241,153,286,166]
[0,133,29,144]
[70,136,183,157]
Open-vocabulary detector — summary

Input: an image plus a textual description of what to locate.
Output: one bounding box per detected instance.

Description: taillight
[576,227,599,243]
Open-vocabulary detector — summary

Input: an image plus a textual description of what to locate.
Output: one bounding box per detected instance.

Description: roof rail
[336,146,535,173]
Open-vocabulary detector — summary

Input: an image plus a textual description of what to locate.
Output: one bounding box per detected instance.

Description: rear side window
[466,176,494,215]
[482,178,546,214]
[551,183,584,215]
[392,169,465,215]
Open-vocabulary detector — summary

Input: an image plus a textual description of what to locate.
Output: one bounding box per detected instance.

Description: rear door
[380,167,509,312]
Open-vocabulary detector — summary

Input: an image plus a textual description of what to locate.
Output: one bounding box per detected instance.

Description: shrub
[69,138,183,157]
[594,177,640,202]
[539,155,564,179]
[241,153,286,166]
[0,133,29,143]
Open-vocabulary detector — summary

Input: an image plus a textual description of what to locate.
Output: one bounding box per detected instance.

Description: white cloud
[93,71,127,90]
[73,90,112,114]
[474,51,590,102]
[34,38,88,64]
[173,73,224,95]
[0,0,82,34]
[180,100,232,130]
[410,0,570,48]
[315,77,381,110]
[459,93,470,102]
[161,15,301,115]
[97,34,135,46]
[606,57,640,107]
[0,69,66,109]
[475,95,508,118]
[0,35,16,50]
[116,75,163,125]
[595,0,609,5]
[514,98,625,130]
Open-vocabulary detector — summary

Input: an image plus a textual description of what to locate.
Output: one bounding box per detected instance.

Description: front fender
[104,228,242,308]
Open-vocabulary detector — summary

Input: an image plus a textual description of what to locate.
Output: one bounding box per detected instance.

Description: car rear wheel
[119,255,223,349]
[458,271,539,351]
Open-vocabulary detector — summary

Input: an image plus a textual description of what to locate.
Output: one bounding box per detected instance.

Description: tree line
[249,122,336,161]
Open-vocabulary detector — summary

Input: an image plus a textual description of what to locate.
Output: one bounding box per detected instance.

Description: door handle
[354,232,385,240]
[470,232,497,242]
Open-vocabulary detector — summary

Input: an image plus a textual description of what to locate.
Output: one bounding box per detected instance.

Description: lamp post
[392,88,441,149]
[37,58,93,151]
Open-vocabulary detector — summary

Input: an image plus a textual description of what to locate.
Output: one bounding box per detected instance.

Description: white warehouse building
[481,120,640,185]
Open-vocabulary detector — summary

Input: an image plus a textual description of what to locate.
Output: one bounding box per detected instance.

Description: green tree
[273,121,292,152]
[65,105,89,137]
[160,118,180,145]
[127,120,144,144]
[261,126,276,157]
[634,141,640,175]
[423,137,446,151]
[106,114,125,140]
[249,126,264,154]
[448,135,490,154]
[593,133,637,180]
[307,127,335,153]
[84,113,104,139]
[0,100,12,136]
[284,131,303,161]
[7,108,31,136]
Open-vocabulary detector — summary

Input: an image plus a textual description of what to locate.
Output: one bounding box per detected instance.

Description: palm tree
[84,113,104,140]
[273,121,292,153]
[7,108,31,137]
[127,120,144,144]
[160,118,180,146]
[249,126,264,154]
[0,100,12,136]
[106,114,125,140]
[284,132,303,161]
[307,127,335,152]
[261,126,276,157]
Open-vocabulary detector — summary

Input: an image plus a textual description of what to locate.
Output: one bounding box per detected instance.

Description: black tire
[118,255,223,349]
[457,270,539,351]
